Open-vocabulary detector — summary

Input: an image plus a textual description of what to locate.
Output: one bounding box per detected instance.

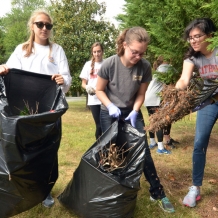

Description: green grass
[14,100,218,218]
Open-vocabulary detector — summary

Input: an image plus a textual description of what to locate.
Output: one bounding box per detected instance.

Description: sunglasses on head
[33,22,53,30]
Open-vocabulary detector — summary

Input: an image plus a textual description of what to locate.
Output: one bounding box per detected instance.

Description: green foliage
[153,66,181,85]
[50,0,119,96]
[117,0,213,72]
[0,19,6,64]
[19,106,30,115]
[201,1,218,50]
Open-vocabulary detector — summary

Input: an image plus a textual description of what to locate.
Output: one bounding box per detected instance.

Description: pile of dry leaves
[145,85,197,132]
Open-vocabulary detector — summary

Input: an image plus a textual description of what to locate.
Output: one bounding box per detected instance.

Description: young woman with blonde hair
[0,9,72,207]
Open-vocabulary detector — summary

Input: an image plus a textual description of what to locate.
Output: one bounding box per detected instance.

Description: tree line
[117,0,218,72]
[0,0,118,96]
[0,0,218,96]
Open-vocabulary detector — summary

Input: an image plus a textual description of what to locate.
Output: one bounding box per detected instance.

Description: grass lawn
[14,100,218,218]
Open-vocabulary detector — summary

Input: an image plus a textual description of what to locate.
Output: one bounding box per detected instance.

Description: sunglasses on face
[33,22,53,30]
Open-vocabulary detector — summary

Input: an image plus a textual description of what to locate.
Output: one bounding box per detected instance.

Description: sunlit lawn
[14,100,218,218]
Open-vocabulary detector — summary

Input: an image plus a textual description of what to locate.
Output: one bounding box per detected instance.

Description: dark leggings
[147,106,171,142]
[90,105,102,140]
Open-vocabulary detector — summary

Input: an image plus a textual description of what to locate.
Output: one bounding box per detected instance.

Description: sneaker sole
[150,197,175,213]
[149,145,158,149]
[183,195,201,207]
[156,152,171,155]
[157,153,171,155]
[42,203,54,208]
[158,203,175,213]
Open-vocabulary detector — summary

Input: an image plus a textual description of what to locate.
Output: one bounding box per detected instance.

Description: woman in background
[80,42,104,140]
[145,56,179,154]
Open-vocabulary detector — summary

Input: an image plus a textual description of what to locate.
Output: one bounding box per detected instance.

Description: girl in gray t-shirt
[96,27,175,213]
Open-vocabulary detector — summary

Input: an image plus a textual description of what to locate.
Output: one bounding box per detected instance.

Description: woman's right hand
[0,65,9,75]
[175,80,186,90]
[175,62,194,90]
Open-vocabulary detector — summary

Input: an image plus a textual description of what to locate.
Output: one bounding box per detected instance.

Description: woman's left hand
[51,74,64,85]
[125,110,138,128]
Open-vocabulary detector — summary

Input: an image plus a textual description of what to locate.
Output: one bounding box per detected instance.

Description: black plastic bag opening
[0,69,68,218]
[58,120,146,218]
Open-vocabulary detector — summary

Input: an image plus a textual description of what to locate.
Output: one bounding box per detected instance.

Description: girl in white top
[80,42,103,139]
[0,9,72,208]
[0,10,72,93]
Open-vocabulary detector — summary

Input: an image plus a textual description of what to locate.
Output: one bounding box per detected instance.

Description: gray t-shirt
[144,64,172,106]
[98,54,152,110]
[185,47,218,80]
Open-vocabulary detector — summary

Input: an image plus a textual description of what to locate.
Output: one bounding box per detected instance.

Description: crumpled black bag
[0,69,68,218]
[58,120,146,218]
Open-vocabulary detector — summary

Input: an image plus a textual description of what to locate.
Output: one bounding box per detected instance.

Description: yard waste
[58,120,146,218]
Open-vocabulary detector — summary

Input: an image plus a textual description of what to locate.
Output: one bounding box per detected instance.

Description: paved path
[66,97,86,102]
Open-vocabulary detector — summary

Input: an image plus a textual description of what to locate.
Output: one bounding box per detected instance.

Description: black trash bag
[58,120,146,218]
[0,69,68,218]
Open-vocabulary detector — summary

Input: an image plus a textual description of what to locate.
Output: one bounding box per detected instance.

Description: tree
[116,0,213,72]
[201,1,218,50]
[50,0,119,96]
[0,19,6,64]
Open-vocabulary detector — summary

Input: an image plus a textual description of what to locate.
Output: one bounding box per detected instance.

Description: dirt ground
[151,126,218,218]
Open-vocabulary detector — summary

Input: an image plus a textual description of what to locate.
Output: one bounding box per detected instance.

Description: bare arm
[96,76,111,107]
[175,61,194,90]
[133,82,149,111]
[81,79,87,89]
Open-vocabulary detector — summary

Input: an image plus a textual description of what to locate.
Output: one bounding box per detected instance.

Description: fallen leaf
[208,179,217,184]
[213,206,218,211]
[167,173,175,181]
[182,145,189,150]
[169,176,175,181]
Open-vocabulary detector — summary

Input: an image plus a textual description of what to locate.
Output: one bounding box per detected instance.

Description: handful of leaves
[146,75,218,132]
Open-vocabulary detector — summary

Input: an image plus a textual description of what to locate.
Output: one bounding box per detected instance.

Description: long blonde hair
[22,9,53,57]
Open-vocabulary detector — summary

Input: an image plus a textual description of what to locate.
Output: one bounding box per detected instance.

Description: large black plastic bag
[0,69,68,218]
[58,120,146,218]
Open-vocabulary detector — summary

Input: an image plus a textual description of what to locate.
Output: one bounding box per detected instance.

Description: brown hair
[153,56,164,70]
[22,9,53,57]
[116,26,150,57]
[90,42,104,74]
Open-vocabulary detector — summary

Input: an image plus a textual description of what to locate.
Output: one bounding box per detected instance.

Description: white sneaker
[183,186,201,207]
[42,193,55,208]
